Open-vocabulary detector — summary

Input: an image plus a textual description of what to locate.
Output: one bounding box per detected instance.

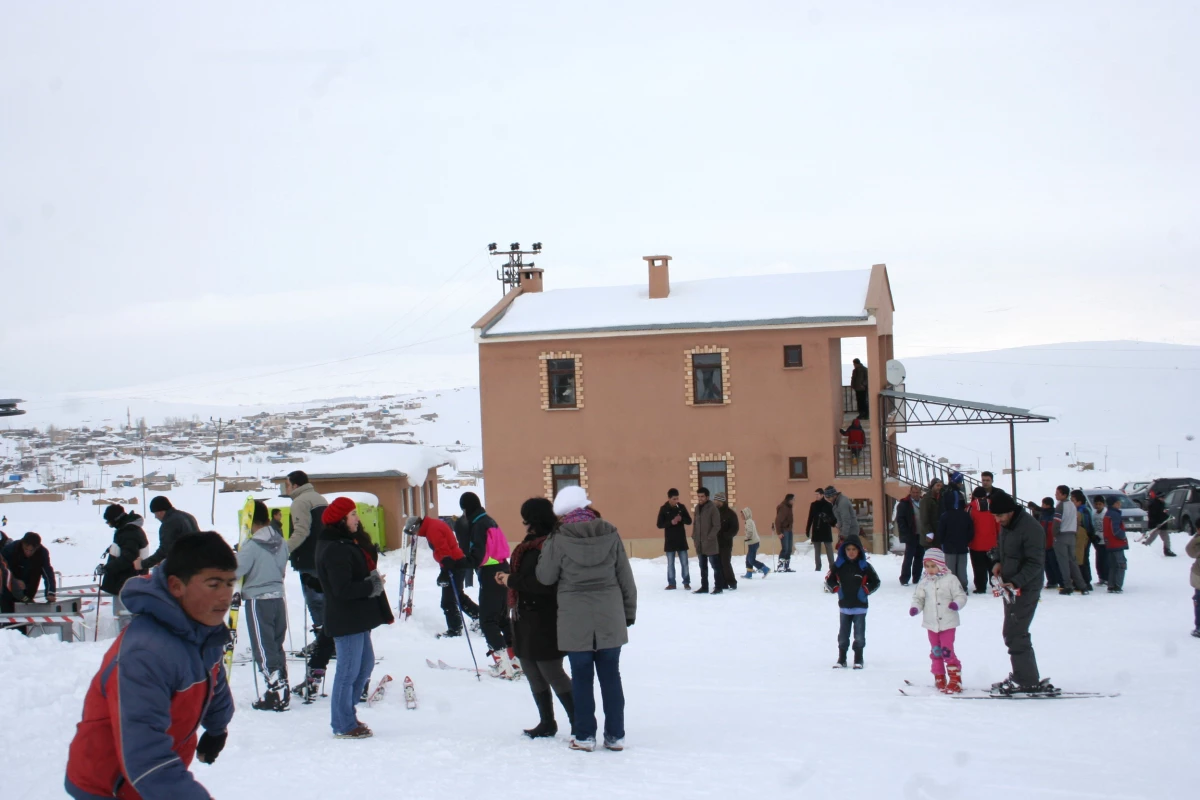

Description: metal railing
[836,438,872,478]
[842,386,858,415]
[883,442,1030,508]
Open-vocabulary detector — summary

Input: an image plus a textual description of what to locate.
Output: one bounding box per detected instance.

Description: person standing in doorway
[1053,485,1089,595]
[807,489,835,571]
[896,484,923,586]
[774,494,795,572]
[851,358,869,420]
[657,489,692,590]
[692,488,722,594]
[988,490,1055,695]
[968,487,1000,594]
[714,494,740,592]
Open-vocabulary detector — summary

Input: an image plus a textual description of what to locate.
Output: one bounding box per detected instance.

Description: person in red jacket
[65,532,237,800]
[839,418,867,465]
[968,487,1000,594]
[415,515,477,637]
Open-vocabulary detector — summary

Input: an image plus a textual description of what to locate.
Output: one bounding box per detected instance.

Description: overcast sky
[3,1,1197,399]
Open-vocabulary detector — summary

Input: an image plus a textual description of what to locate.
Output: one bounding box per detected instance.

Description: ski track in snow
[2,518,1197,798]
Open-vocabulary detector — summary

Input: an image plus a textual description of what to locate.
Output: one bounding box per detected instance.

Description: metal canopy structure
[0,399,25,418]
[879,389,1053,499]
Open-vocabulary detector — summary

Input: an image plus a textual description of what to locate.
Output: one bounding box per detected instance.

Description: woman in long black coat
[496,497,575,738]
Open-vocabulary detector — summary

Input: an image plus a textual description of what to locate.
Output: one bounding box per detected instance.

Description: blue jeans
[330,631,375,734]
[666,551,690,587]
[567,647,625,743]
[745,543,767,571]
[837,612,866,651]
[780,530,794,561]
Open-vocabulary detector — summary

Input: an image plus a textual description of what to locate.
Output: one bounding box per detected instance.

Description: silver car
[1081,489,1148,536]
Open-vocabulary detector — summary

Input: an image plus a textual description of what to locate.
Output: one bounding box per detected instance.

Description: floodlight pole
[1009,421,1017,498]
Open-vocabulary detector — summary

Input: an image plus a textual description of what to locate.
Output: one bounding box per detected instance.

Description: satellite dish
[885,359,906,387]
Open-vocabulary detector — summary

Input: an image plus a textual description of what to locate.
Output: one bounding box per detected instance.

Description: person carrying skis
[987,490,1056,696]
[824,533,880,669]
[1143,490,1177,557]
[1102,497,1129,593]
[414,513,477,637]
[236,500,291,712]
[909,547,967,693]
[65,532,237,800]
[457,492,519,678]
[99,504,149,620]
[742,507,769,579]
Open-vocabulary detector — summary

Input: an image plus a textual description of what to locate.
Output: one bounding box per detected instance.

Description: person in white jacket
[909,548,967,693]
[742,507,769,579]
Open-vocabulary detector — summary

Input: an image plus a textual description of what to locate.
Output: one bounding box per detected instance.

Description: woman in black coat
[496,497,575,738]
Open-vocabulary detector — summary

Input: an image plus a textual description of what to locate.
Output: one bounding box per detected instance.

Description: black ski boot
[293,667,325,703]
[523,690,558,738]
[252,689,281,711]
[437,628,462,639]
[853,645,864,669]
[833,647,848,668]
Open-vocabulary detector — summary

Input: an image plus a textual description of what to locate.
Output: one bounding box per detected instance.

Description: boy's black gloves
[436,568,450,587]
[196,731,227,764]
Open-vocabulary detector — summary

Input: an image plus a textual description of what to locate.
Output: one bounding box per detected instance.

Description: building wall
[305,470,440,551]
[479,323,887,555]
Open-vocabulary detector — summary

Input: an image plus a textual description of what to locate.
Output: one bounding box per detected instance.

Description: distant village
[0,393,477,507]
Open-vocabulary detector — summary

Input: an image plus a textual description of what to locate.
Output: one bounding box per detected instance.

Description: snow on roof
[482,269,872,338]
[327,491,380,507]
[292,443,453,480]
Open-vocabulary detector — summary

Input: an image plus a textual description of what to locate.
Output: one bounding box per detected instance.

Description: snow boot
[523,690,558,738]
[507,647,524,677]
[570,737,596,752]
[833,647,848,669]
[1165,550,1178,557]
[294,667,325,703]
[852,646,864,669]
[489,649,519,680]
[744,570,755,580]
[946,665,962,694]
[759,565,770,577]
[934,674,948,692]
[693,585,710,594]
[437,628,462,638]
[252,689,281,711]
[555,690,576,732]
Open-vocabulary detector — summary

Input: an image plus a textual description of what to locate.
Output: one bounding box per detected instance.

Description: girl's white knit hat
[923,548,947,567]
[553,485,592,517]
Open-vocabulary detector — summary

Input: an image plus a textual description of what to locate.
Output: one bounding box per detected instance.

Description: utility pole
[211,418,223,525]
[1104,445,1108,472]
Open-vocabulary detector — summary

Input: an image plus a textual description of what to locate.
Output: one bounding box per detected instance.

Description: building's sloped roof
[481,269,872,338]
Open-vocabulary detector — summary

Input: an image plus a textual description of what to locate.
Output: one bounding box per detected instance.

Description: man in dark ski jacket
[65,532,237,800]
[1,532,56,607]
[99,504,148,614]
[987,490,1053,694]
[714,493,740,592]
[284,471,333,697]
[806,490,835,571]
[657,488,692,590]
[896,484,923,586]
[457,492,515,674]
[142,496,200,572]
[1145,491,1176,556]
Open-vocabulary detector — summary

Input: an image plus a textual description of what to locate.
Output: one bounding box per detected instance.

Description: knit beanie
[553,485,591,517]
[322,496,357,526]
[149,496,172,513]
[103,504,125,525]
[923,547,947,569]
[988,490,1017,515]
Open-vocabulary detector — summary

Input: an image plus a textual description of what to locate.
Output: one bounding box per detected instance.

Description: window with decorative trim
[788,457,809,480]
[539,352,584,411]
[783,345,803,368]
[689,452,736,504]
[543,456,588,499]
[684,346,731,406]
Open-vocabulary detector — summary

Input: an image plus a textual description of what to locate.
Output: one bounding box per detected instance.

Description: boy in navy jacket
[825,534,881,669]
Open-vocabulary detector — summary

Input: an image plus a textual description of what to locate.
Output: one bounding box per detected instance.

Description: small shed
[271,444,452,551]
[239,492,387,550]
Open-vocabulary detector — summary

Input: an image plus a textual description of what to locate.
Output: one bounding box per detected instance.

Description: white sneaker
[603,737,625,751]
[570,737,596,751]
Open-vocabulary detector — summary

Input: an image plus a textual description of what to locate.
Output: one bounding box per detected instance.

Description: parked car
[1163,484,1200,535]
[1132,477,1200,510]
[1120,481,1150,503]
[1081,489,1149,537]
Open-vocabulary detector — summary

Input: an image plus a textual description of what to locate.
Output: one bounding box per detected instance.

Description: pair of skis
[425,658,522,681]
[364,674,417,709]
[898,679,1117,700]
[398,520,420,621]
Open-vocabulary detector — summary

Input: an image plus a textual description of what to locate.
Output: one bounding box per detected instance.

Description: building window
[693,354,723,404]
[543,456,588,499]
[788,457,809,480]
[784,345,803,368]
[547,359,577,408]
[697,460,728,497]
[689,452,736,504]
[539,352,584,411]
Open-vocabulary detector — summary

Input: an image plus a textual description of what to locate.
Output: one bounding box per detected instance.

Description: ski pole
[448,572,482,682]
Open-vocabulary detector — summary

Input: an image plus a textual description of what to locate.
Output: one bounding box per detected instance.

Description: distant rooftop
[480,269,872,338]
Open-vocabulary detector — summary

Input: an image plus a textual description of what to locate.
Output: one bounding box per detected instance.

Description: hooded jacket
[824,535,880,611]
[806,498,833,543]
[234,525,289,599]
[993,507,1046,591]
[315,524,388,638]
[65,568,232,800]
[419,516,465,564]
[142,508,200,572]
[286,483,328,572]
[717,503,740,547]
[968,497,999,553]
[919,487,942,544]
[692,500,721,556]
[742,508,760,545]
[657,502,692,553]
[456,507,503,569]
[535,517,637,652]
[911,569,967,632]
[2,540,56,600]
[101,513,148,597]
[936,489,975,554]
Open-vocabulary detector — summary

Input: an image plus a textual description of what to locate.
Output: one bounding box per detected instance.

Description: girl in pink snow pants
[909,547,968,693]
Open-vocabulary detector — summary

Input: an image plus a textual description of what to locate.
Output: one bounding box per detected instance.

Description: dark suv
[1135,477,1200,510]
[1164,484,1200,535]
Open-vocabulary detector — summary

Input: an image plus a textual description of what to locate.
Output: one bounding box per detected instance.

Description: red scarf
[507,535,546,609]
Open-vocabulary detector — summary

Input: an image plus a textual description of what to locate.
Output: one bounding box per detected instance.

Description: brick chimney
[519,266,544,293]
[644,255,671,299]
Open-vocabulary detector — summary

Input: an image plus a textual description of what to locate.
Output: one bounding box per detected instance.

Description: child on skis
[909,547,967,693]
[742,507,769,579]
[825,534,880,668]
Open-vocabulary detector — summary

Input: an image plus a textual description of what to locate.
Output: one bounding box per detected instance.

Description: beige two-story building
[472,256,896,555]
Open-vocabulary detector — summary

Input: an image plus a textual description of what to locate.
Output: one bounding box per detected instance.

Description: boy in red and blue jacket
[1103,498,1129,593]
[66,532,237,800]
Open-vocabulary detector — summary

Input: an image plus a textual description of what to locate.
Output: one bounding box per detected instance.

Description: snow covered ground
[3,514,1196,799]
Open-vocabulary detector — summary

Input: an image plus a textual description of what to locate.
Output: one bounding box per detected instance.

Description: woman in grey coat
[536,486,637,753]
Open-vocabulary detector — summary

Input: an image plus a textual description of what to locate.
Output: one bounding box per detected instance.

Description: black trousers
[900,542,924,585]
[718,543,737,589]
[969,550,992,592]
[441,569,479,631]
[478,564,512,652]
[697,551,710,588]
[1002,587,1041,686]
[707,555,726,591]
[855,389,869,419]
